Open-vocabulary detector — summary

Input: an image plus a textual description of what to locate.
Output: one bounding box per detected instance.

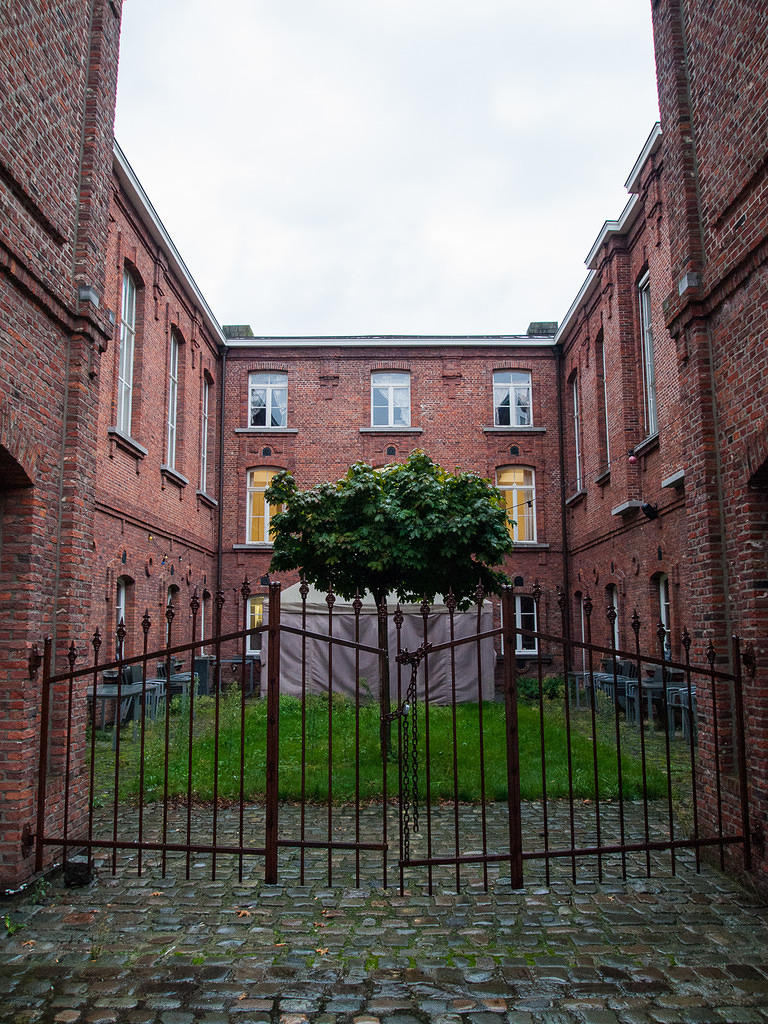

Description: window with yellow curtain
[247,596,264,654]
[496,466,536,542]
[246,468,278,543]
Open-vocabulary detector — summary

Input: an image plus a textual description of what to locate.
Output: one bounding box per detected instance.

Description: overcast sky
[114,0,660,337]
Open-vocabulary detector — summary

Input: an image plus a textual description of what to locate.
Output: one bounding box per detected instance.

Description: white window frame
[600,336,611,465]
[166,331,179,469]
[607,584,620,651]
[249,372,287,428]
[246,468,277,545]
[496,466,537,543]
[247,596,264,655]
[371,371,410,427]
[515,595,538,655]
[638,273,658,437]
[659,573,671,659]
[166,584,179,643]
[200,378,210,492]
[493,370,532,427]
[117,270,136,435]
[572,375,582,491]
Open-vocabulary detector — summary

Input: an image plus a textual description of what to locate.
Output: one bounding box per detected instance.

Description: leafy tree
[265,451,514,750]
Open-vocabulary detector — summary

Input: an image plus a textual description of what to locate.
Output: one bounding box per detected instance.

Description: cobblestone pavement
[1,803,767,1024]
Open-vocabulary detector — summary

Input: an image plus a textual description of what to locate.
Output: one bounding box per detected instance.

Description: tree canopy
[265,451,513,607]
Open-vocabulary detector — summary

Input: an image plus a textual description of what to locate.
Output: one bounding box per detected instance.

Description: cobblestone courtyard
[2,803,767,1024]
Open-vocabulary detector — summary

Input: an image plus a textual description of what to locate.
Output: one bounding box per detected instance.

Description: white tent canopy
[271,582,496,704]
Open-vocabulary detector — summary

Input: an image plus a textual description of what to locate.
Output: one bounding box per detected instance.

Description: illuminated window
[493,370,531,426]
[247,596,264,654]
[246,468,279,544]
[497,466,536,542]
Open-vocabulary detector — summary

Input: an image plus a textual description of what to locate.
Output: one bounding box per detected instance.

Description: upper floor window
[572,374,582,491]
[246,468,279,544]
[166,331,180,469]
[497,466,536,543]
[117,270,137,435]
[638,273,658,437]
[200,378,211,492]
[597,331,611,469]
[493,370,531,426]
[249,372,287,428]
[371,371,410,427]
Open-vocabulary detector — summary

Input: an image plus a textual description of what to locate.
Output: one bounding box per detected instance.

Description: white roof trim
[224,335,556,349]
[112,140,225,346]
[625,122,662,193]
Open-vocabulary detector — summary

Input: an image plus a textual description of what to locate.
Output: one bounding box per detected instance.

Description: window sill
[232,543,273,551]
[483,426,546,435]
[565,489,587,507]
[160,465,189,490]
[235,427,298,434]
[359,426,423,434]
[108,427,148,462]
[611,499,643,517]
[196,490,218,509]
[662,469,685,490]
[595,469,611,487]
[633,432,659,458]
[513,542,550,551]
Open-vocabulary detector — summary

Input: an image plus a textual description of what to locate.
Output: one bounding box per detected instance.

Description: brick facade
[0,0,123,889]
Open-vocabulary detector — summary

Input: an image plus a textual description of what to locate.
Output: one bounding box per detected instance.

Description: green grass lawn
[92,690,670,806]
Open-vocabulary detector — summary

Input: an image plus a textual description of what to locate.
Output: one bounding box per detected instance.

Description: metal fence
[33,580,756,892]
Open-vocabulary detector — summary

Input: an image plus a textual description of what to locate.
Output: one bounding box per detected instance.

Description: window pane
[495,393,510,426]
[514,388,530,425]
[392,387,409,425]
[271,388,287,427]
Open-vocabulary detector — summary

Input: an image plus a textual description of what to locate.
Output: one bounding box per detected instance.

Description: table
[86,681,161,747]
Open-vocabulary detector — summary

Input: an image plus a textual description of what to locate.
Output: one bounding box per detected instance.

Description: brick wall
[0,0,123,890]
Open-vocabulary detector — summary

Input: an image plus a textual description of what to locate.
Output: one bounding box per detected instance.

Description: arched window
[166,329,181,469]
[166,584,180,643]
[658,572,671,659]
[638,272,658,437]
[246,468,280,544]
[249,372,287,427]
[117,270,137,435]
[496,466,536,542]
[115,575,133,656]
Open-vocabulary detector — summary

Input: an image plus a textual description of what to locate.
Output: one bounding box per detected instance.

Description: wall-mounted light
[641,502,659,520]
[628,449,638,465]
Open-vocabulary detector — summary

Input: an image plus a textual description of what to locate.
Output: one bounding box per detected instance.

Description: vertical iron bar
[682,629,700,872]
[657,622,676,874]
[448,598,460,892]
[606,605,626,880]
[475,584,489,891]
[533,585,549,886]
[421,598,434,895]
[326,589,335,886]
[632,611,651,877]
[87,630,102,876]
[264,581,281,883]
[186,593,200,881]
[161,603,174,878]
[35,638,53,874]
[502,587,523,889]
[707,640,725,870]
[354,591,362,887]
[586,598,602,882]
[112,617,127,875]
[139,612,151,876]
[62,642,77,869]
[557,588,577,883]
[731,634,752,871]
[210,590,225,880]
[395,605,405,895]
[300,577,308,885]
[238,579,250,883]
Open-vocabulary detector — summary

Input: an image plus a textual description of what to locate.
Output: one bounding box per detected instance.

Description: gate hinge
[28,645,43,681]
[21,824,35,858]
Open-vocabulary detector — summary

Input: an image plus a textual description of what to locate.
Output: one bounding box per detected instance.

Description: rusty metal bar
[732,634,752,872]
[657,621,676,875]
[353,591,362,887]
[395,605,405,896]
[682,629,700,872]
[502,587,523,889]
[139,611,151,876]
[264,581,281,883]
[112,616,127,875]
[421,597,434,895]
[475,585,489,891]
[632,611,651,877]
[707,640,725,870]
[557,589,577,883]
[87,629,102,875]
[446,592,461,892]
[238,580,250,883]
[62,642,77,868]
[533,586,550,887]
[185,594,199,881]
[326,589,336,886]
[609,619,627,881]
[161,600,174,877]
[210,590,225,880]
[586,597,602,882]
[34,638,54,874]
[300,577,308,885]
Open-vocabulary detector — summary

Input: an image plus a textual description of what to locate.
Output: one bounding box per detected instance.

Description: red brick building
[1,0,766,891]
[0,0,123,889]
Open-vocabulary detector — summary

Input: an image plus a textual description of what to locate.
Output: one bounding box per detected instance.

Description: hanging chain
[389,641,432,862]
